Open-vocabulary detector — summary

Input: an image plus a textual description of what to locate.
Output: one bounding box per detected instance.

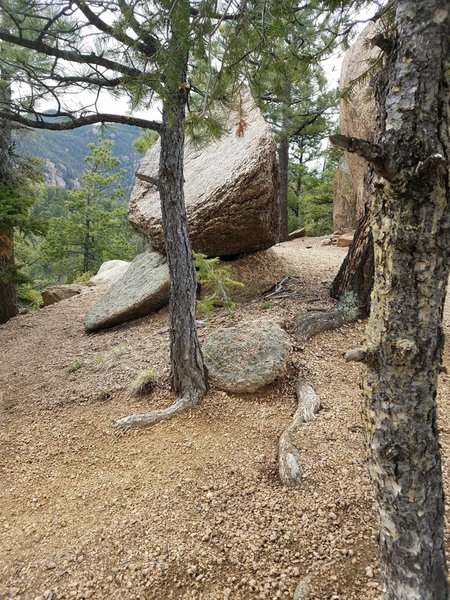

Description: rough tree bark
[115,0,208,429]
[335,1,450,597]
[0,68,17,325]
[329,205,373,317]
[278,131,290,242]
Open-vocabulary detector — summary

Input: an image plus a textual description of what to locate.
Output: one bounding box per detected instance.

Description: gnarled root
[114,391,203,429]
[291,309,344,342]
[278,379,321,487]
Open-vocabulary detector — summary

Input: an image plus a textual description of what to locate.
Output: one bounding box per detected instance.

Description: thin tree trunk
[344,2,450,597]
[159,89,208,399]
[278,131,289,241]
[0,228,17,324]
[330,206,373,317]
[115,0,207,430]
[0,64,17,324]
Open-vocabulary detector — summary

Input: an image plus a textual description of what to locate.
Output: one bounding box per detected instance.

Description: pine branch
[0,30,139,78]
[0,110,163,132]
[72,0,157,56]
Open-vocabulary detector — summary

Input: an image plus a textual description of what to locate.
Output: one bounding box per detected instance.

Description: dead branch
[278,379,321,487]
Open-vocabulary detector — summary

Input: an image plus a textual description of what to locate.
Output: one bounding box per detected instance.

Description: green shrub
[17,283,42,310]
[194,253,244,315]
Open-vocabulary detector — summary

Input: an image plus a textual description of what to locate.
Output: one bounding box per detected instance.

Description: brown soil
[1,237,450,600]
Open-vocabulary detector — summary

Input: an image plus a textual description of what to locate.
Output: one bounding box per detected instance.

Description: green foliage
[17,124,144,191]
[288,147,339,236]
[72,272,93,284]
[41,139,142,283]
[133,129,159,154]
[194,253,244,315]
[0,156,45,234]
[93,344,126,370]
[16,282,42,310]
[261,300,273,310]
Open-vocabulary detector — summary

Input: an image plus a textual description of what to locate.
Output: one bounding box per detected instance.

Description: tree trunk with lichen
[332,1,450,597]
[330,206,373,317]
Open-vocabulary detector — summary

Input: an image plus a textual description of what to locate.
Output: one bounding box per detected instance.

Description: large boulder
[203,319,292,393]
[128,93,279,257]
[84,251,169,332]
[89,260,130,286]
[333,23,378,232]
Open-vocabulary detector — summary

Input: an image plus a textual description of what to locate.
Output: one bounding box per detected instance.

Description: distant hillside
[16,123,144,196]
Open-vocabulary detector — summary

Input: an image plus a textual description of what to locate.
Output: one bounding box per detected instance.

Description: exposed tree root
[114,391,203,429]
[278,379,321,487]
[291,309,345,342]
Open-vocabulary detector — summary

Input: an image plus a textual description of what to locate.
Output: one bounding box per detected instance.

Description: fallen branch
[278,379,321,487]
[114,391,203,429]
[292,309,344,342]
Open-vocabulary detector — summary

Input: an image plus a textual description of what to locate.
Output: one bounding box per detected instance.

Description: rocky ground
[2,237,450,600]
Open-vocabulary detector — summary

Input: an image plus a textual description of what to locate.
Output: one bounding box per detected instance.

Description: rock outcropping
[333,23,379,232]
[128,93,279,257]
[84,251,169,332]
[202,319,292,393]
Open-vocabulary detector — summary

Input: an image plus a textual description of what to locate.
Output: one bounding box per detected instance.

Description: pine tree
[42,139,139,282]
[0,0,365,423]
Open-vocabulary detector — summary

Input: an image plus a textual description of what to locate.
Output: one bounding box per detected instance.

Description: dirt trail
[2,237,450,600]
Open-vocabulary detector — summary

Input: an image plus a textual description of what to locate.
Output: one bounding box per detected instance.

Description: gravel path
[2,237,450,600]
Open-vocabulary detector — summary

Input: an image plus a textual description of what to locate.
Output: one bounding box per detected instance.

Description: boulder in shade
[84,251,169,332]
[203,319,292,393]
[128,92,279,257]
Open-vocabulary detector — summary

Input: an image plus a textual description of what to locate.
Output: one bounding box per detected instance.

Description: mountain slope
[16,123,144,193]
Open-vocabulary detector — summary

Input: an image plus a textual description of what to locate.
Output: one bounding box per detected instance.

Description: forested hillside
[16,123,143,192]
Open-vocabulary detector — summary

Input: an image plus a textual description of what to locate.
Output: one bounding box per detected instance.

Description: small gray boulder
[203,319,292,393]
[89,260,130,286]
[84,251,169,332]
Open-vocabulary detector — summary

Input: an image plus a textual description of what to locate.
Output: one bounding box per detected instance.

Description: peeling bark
[359,2,450,597]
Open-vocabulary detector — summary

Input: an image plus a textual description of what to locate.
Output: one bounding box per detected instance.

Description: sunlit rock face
[128,92,279,257]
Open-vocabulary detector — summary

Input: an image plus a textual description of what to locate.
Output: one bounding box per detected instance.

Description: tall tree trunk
[158,0,207,401]
[159,91,208,400]
[0,64,17,324]
[352,2,450,597]
[330,206,373,317]
[278,131,289,241]
[0,228,17,324]
[114,0,207,429]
